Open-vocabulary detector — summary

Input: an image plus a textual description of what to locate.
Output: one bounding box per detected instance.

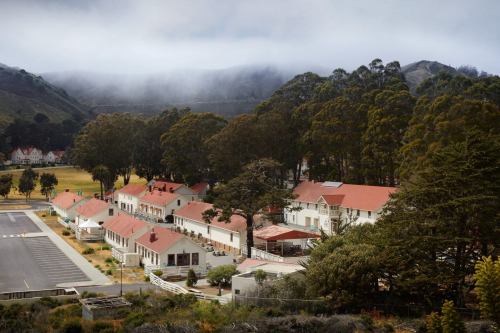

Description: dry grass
[36,210,145,284]
[0,166,145,200]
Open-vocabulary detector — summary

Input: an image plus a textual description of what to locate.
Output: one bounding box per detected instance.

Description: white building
[51,191,86,221]
[116,183,148,214]
[173,201,247,254]
[74,198,115,241]
[232,259,304,299]
[44,150,65,164]
[138,189,188,222]
[135,227,207,275]
[284,181,397,235]
[10,147,44,165]
[103,213,150,266]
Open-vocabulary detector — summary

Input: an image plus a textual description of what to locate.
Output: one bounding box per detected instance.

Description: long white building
[284,181,396,235]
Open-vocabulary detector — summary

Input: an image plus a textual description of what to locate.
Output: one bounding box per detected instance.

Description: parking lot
[0,212,98,293]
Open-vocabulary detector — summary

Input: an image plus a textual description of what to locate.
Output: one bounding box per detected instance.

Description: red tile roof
[52,191,85,210]
[254,225,319,241]
[102,213,148,238]
[140,190,179,206]
[153,181,184,192]
[190,182,209,194]
[118,183,148,196]
[293,181,397,211]
[174,201,247,232]
[76,198,109,218]
[135,227,184,253]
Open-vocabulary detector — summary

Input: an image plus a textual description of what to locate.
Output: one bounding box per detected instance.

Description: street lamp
[119,261,123,296]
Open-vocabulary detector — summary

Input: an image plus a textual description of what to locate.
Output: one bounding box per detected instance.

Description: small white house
[284,181,396,235]
[103,213,150,266]
[74,198,115,241]
[135,227,207,275]
[152,180,201,202]
[138,189,188,222]
[116,183,148,214]
[51,191,86,222]
[174,201,247,254]
[232,259,304,299]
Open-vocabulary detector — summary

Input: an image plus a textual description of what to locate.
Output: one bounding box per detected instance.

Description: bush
[62,230,70,236]
[207,265,238,287]
[427,312,442,333]
[186,269,198,287]
[100,245,111,251]
[80,291,97,298]
[124,312,145,328]
[105,269,112,276]
[474,256,500,326]
[105,257,113,264]
[91,321,114,333]
[82,247,95,255]
[60,318,83,333]
[144,276,150,282]
[441,300,465,333]
[153,270,163,277]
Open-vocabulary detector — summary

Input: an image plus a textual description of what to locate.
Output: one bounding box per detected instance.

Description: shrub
[186,269,198,287]
[80,291,98,298]
[91,321,114,333]
[100,245,111,251]
[144,276,150,282]
[441,300,465,333]
[153,270,163,277]
[207,265,238,287]
[62,230,70,236]
[474,256,500,325]
[124,312,145,328]
[60,318,83,333]
[82,247,95,255]
[254,269,267,286]
[105,269,112,276]
[426,312,442,333]
[105,257,113,264]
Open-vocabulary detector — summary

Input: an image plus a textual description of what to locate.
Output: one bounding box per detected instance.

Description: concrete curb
[25,211,110,286]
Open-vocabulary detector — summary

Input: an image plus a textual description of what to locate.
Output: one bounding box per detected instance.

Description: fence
[149,272,230,304]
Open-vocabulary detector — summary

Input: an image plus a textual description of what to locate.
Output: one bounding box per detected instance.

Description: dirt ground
[36,210,145,284]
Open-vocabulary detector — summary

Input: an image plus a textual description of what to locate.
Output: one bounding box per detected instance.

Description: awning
[79,220,101,228]
[254,225,320,241]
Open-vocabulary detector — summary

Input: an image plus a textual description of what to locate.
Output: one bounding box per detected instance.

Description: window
[230,233,233,242]
[305,217,311,227]
[315,204,318,209]
[207,225,210,234]
[177,253,190,266]
[167,254,175,266]
[155,253,159,265]
[235,289,240,295]
[356,209,360,216]
[368,211,372,218]
[192,253,199,265]
[109,208,114,216]
[306,203,309,209]
[177,199,181,206]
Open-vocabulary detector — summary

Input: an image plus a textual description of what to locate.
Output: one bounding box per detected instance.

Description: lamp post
[120,261,123,296]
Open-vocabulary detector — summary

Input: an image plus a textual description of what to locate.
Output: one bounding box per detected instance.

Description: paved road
[77,283,161,296]
[0,212,41,236]
[0,199,51,211]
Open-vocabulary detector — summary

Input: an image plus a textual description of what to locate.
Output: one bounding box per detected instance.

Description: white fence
[149,272,229,304]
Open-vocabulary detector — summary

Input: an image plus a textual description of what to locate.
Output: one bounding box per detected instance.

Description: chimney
[73,198,76,203]
[163,184,167,192]
[65,189,69,192]
[169,187,173,193]
[150,229,156,242]
[148,185,152,192]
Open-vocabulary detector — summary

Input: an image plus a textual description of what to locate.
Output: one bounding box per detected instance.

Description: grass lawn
[0,166,146,200]
[36,210,145,284]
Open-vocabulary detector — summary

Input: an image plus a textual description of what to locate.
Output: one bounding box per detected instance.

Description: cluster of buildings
[9,147,65,165]
[51,178,396,294]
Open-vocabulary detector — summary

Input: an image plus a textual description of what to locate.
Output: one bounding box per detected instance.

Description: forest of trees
[69,59,500,312]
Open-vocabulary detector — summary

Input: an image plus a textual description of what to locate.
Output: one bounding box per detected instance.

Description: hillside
[43,66,290,117]
[0,63,90,126]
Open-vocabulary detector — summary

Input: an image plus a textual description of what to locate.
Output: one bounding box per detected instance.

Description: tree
[375,132,500,307]
[72,113,140,188]
[0,174,13,199]
[134,108,187,181]
[206,265,238,287]
[186,269,198,288]
[161,112,226,185]
[203,159,296,257]
[474,256,500,325]
[441,300,465,333]
[18,167,38,201]
[39,173,58,200]
[254,269,267,287]
[91,165,111,200]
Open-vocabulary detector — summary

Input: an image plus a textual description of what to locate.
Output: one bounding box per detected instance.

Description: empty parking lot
[0,212,94,292]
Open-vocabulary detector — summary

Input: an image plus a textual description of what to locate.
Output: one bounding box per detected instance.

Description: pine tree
[474,256,500,325]
[426,312,443,333]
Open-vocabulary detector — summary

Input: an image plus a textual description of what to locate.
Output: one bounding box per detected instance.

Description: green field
[0,166,146,200]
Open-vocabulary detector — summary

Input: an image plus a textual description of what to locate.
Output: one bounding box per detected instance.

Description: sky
[1,0,499,75]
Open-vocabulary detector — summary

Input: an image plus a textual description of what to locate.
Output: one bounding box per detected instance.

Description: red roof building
[52,191,85,210]
[76,198,110,219]
[103,213,150,257]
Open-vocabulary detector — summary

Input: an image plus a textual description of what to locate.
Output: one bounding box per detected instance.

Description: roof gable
[135,227,185,253]
[174,201,247,232]
[118,183,148,196]
[102,213,148,238]
[140,190,179,206]
[52,191,85,210]
[76,198,109,218]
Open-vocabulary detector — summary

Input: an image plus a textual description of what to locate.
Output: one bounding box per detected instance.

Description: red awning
[254,225,320,241]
